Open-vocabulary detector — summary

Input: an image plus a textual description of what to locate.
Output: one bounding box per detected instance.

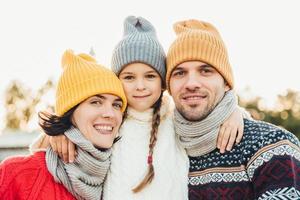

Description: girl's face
[119,63,162,112]
[72,94,123,148]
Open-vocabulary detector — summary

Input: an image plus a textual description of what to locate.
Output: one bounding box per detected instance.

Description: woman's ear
[70,115,77,128]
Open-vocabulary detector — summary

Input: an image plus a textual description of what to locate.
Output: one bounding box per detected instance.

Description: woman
[0,50,127,200]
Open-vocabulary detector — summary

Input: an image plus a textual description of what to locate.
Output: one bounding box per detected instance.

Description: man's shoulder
[243,119,299,144]
[241,119,300,160]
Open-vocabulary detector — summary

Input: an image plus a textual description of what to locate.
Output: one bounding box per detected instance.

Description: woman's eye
[113,103,122,110]
[91,100,102,105]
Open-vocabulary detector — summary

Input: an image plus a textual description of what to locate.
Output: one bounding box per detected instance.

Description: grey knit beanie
[111,16,166,81]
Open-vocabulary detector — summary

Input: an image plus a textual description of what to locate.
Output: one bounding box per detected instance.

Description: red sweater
[0,152,76,200]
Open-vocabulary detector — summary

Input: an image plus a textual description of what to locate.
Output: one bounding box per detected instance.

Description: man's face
[169,61,230,121]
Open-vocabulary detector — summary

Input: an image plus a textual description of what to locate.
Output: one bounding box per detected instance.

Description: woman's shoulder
[1,151,45,166]
[0,152,49,195]
[0,152,47,181]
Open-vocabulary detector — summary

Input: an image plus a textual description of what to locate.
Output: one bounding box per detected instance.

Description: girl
[40,16,245,200]
[0,50,127,200]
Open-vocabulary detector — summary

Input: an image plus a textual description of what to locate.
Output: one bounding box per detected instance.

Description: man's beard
[176,101,215,122]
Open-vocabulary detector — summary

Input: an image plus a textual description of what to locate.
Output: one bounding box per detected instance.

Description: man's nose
[185,73,202,91]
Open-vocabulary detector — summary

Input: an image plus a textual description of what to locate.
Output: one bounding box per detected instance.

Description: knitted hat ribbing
[56,50,127,116]
[111,16,166,80]
[166,19,234,92]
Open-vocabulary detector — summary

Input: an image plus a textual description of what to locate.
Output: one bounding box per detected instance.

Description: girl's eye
[146,74,157,79]
[123,75,134,80]
[113,103,122,110]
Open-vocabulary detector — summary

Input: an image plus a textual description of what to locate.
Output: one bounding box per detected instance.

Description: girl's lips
[133,94,151,98]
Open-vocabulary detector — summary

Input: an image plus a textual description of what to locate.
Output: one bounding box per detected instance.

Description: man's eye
[200,69,212,74]
[172,71,185,77]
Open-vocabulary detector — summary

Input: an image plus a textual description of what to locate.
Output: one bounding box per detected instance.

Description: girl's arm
[30,133,76,163]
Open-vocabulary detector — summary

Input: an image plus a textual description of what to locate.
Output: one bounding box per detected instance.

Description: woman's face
[72,94,123,148]
[119,63,162,112]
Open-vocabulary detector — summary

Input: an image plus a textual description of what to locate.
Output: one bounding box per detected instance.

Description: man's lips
[181,94,207,104]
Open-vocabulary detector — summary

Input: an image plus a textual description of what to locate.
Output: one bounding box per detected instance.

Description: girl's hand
[217,106,244,153]
[49,135,76,163]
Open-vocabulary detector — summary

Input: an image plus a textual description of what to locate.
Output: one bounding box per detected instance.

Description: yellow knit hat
[166,19,234,92]
[55,49,127,116]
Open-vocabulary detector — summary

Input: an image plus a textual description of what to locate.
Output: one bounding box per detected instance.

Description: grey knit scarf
[46,127,111,200]
[174,90,237,157]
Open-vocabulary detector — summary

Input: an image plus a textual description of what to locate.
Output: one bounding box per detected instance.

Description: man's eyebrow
[173,67,185,71]
[199,64,213,68]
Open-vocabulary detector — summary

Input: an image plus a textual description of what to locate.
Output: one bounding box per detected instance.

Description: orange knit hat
[166,19,234,92]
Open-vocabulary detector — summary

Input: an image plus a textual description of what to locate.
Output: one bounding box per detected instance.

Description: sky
[1,0,299,131]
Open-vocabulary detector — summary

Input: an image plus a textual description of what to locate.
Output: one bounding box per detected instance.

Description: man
[166,19,300,199]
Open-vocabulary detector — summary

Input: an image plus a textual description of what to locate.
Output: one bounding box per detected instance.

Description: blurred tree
[4,79,54,131]
[239,89,300,139]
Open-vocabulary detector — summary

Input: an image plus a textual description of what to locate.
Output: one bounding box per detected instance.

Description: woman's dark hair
[38,105,121,144]
[38,105,78,136]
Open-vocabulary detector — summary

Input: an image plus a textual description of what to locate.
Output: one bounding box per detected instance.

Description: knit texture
[0,152,75,200]
[111,16,166,80]
[188,119,300,199]
[103,96,189,200]
[56,49,127,115]
[174,90,237,157]
[46,127,111,200]
[166,19,234,92]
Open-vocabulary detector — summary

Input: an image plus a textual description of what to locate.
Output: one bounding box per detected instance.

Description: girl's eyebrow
[120,72,134,75]
[145,70,157,73]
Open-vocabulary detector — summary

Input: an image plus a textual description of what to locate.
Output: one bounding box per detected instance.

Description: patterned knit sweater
[188,119,300,200]
[103,97,189,200]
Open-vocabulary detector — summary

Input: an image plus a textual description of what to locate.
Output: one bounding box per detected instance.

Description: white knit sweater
[103,97,189,200]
